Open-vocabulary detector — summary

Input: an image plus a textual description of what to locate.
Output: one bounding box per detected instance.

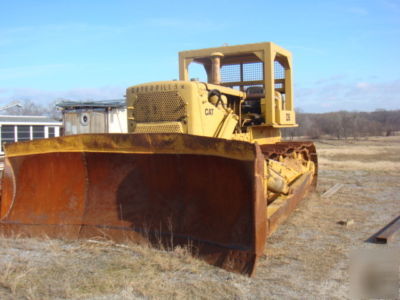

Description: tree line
[2,100,61,119]
[284,110,400,139]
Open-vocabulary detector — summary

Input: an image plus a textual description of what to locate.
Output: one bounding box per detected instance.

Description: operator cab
[179,42,297,131]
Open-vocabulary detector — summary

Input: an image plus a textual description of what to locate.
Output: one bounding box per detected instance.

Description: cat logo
[205,108,214,116]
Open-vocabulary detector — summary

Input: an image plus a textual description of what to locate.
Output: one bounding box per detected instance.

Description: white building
[0,115,62,154]
[56,100,127,135]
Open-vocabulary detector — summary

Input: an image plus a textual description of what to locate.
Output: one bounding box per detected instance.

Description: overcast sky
[1,0,399,112]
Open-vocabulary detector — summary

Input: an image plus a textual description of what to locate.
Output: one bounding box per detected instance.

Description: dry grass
[317,157,400,171]
[315,136,400,171]
[0,136,399,299]
[0,237,242,299]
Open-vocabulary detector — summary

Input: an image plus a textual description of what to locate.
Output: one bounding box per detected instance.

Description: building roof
[0,115,62,125]
[56,99,125,109]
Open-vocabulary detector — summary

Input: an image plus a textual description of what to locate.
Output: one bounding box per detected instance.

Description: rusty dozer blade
[0,133,266,276]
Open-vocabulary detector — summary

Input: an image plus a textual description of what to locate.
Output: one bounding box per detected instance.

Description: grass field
[0,136,399,299]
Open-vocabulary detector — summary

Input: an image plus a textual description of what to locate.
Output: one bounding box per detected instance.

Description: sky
[0,0,399,112]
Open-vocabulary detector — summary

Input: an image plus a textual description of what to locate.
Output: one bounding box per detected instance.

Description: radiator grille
[134,122,183,133]
[134,91,186,123]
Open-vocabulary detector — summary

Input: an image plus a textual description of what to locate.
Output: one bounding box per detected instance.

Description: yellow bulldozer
[0,42,317,276]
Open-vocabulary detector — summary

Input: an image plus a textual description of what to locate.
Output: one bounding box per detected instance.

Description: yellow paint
[125,42,317,209]
[4,134,258,162]
[126,42,299,146]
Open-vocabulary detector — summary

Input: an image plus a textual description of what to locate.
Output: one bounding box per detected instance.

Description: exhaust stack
[210,52,224,85]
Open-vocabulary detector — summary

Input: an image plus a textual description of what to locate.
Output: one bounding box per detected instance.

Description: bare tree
[3,100,61,120]
[283,109,400,140]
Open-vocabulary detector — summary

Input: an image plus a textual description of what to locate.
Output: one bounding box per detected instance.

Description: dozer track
[0,134,317,276]
[261,142,318,236]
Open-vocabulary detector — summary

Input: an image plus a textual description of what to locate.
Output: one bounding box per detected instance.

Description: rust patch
[0,133,267,276]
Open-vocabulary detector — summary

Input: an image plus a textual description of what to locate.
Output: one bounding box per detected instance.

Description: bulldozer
[0,42,317,276]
